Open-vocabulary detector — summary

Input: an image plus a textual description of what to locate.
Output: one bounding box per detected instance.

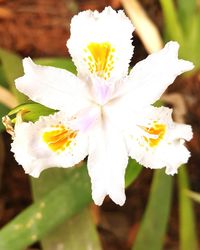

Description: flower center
[43,125,77,152]
[143,122,166,147]
[84,42,115,79]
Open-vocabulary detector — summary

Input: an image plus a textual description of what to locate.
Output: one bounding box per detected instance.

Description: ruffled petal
[87,120,128,206]
[11,112,89,177]
[125,106,192,175]
[118,42,194,107]
[15,58,90,117]
[67,7,134,81]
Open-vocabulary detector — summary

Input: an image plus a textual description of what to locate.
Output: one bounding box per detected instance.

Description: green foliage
[132,169,173,250]
[34,58,77,73]
[0,103,9,131]
[0,65,8,88]
[31,167,102,250]
[159,0,200,69]
[0,166,91,250]
[160,0,184,44]
[178,166,199,250]
[41,208,102,250]
[0,158,142,250]
[125,159,142,187]
[177,0,196,34]
[8,102,56,123]
[0,48,26,102]
[0,50,23,132]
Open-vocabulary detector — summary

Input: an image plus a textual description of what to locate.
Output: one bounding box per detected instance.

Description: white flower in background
[11,7,194,206]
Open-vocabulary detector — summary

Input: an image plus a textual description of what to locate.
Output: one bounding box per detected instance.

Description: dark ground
[0,0,200,249]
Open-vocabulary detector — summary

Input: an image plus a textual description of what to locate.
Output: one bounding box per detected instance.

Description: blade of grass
[8,102,56,123]
[0,134,5,189]
[191,14,200,68]
[159,0,184,44]
[30,151,141,250]
[0,166,91,250]
[31,167,102,250]
[34,57,76,72]
[0,48,26,103]
[0,103,9,131]
[0,65,8,88]
[125,158,142,187]
[177,0,196,35]
[132,169,173,250]
[41,208,102,250]
[178,166,199,250]
[176,14,200,69]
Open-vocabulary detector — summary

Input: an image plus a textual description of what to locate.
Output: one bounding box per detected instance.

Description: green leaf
[177,13,200,69]
[0,134,5,189]
[178,0,196,35]
[0,65,8,88]
[41,208,102,250]
[0,166,92,250]
[0,158,142,250]
[34,57,77,74]
[125,159,142,187]
[0,103,9,131]
[8,102,56,123]
[31,166,102,250]
[132,169,173,250]
[0,48,26,103]
[189,14,200,69]
[31,158,140,250]
[178,166,199,250]
[159,0,184,44]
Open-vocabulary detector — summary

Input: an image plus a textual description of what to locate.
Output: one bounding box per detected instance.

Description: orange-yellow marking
[143,122,166,147]
[43,125,77,152]
[84,42,115,79]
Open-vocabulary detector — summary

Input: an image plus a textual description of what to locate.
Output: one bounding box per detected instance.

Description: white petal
[164,144,191,175]
[67,7,134,81]
[125,106,192,175]
[87,120,128,206]
[119,41,194,107]
[168,123,193,141]
[11,112,88,177]
[15,58,90,117]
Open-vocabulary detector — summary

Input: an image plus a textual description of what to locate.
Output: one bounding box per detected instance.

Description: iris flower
[11,7,193,205]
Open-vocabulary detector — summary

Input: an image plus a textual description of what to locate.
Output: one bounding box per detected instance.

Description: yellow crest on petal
[143,122,166,147]
[43,125,77,152]
[84,42,115,79]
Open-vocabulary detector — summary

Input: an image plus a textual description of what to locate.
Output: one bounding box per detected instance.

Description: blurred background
[0,0,200,250]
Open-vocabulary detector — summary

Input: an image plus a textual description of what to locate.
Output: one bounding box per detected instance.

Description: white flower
[11,7,194,206]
